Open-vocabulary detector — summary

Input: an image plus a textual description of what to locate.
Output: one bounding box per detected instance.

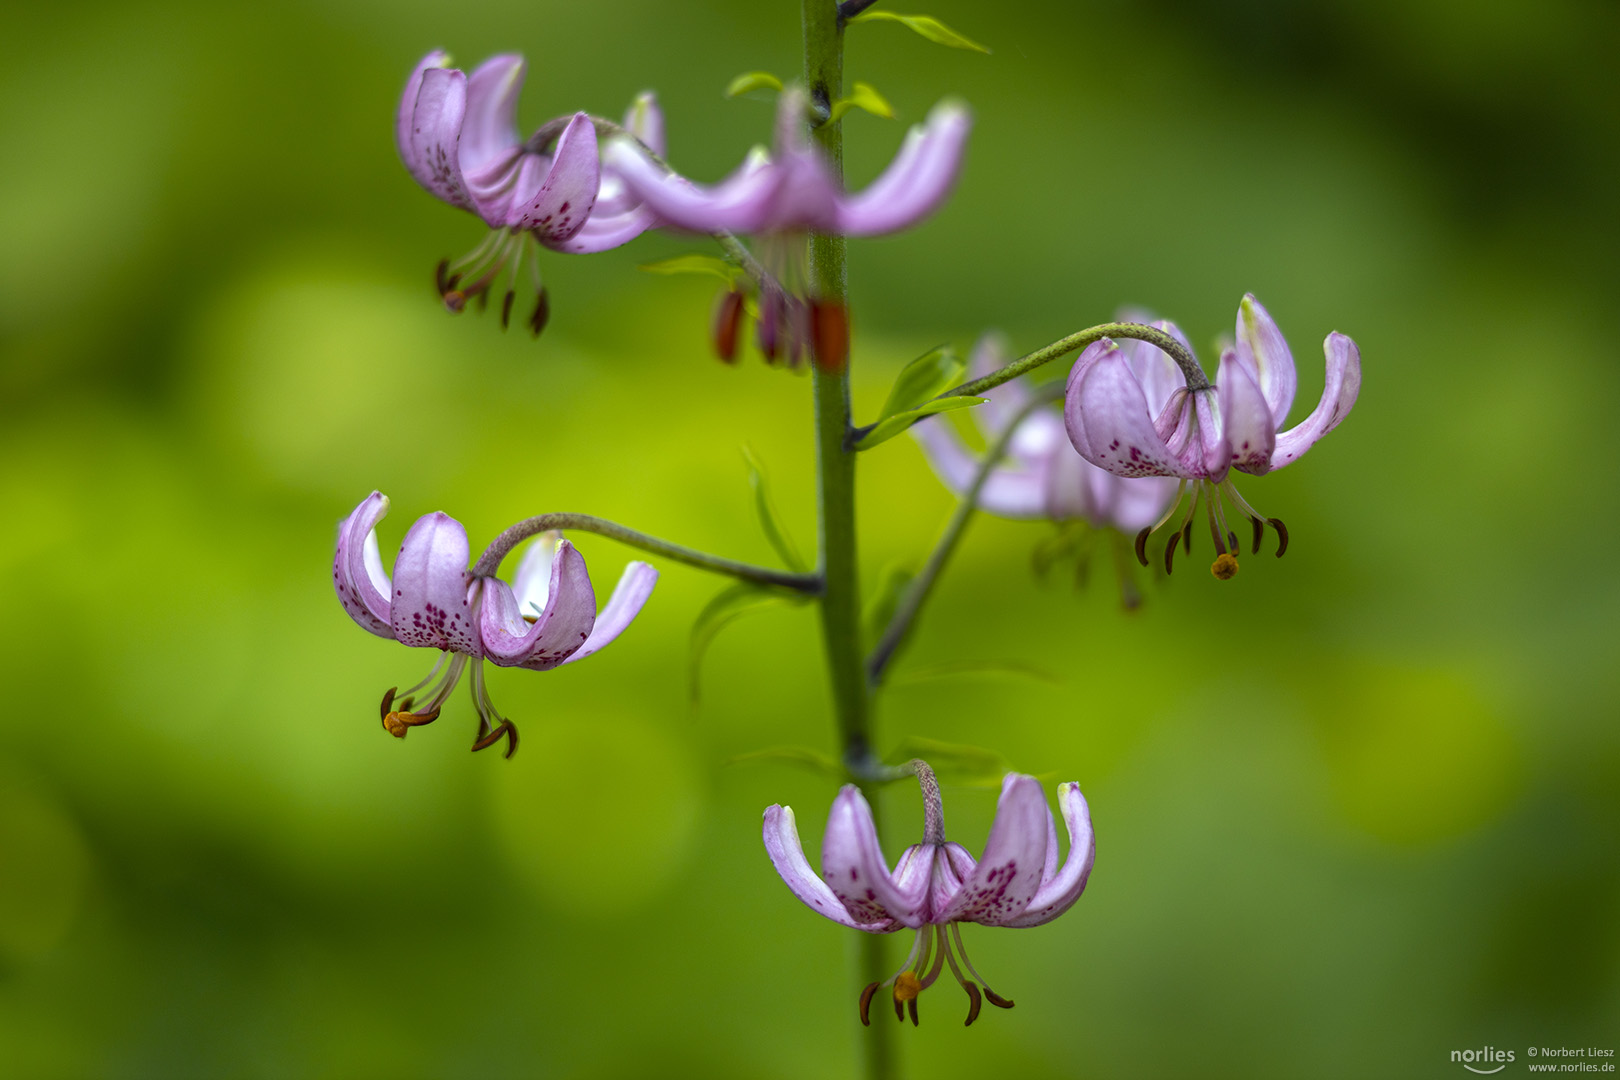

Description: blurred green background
[2,0,1617,1076]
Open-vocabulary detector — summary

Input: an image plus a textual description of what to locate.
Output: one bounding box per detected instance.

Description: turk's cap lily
[397,52,662,253]
[763,768,1093,1026]
[913,333,1177,530]
[603,88,972,237]
[1064,295,1361,484]
[333,492,657,669]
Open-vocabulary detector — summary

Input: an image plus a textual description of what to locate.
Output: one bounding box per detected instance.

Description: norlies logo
[1453,1047,1516,1074]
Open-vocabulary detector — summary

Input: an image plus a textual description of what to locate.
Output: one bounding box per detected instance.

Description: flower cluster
[1064,296,1361,578]
[764,764,1094,1026]
[333,492,658,756]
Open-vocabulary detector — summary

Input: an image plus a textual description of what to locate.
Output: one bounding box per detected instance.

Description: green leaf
[885,737,1011,787]
[877,344,962,421]
[862,561,914,653]
[637,254,738,284]
[742,445,808,572]
[829,81,896,123]
[688,582,805,704]
[724,745,842,779]
[847,11,991,54]
[725,71,784,98]
[855,396,986,451]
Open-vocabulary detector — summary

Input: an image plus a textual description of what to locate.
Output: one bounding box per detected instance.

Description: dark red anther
[1164,532,1178,575]
[434,259,451,296]
[983,987,1015,1009]
[810,299,849,374]
[906,996,919,1027]
[1250,516,1265,555]
[1183,523,1193,554]
[500,289,516,330]
[711,289,744,363]
[528,289,551,338]
[963,982,982,1026]
[858,982,880,1027]
[471,719,520,759]
[1227,530,1239,554]
[757,287,783,362]
[1133,527,1151,567]
[1267,517,1289,557]
[379,686,397,722]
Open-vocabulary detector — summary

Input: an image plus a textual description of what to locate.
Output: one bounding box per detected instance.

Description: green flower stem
[800,2,894,1077]
[866,383,1065,686]
[473,513,821,592]
[849,321,1206,447]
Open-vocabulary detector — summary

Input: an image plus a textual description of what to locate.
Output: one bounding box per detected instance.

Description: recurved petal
[606,140,780,234]
[560,561,657,665]
[1110,474,1181,532]
[1001,782,1096,927]
[764,805,891,931]
[479,539,597,669]
[1218,350,1277,475]
[937,773,1050,926]
[460,53,524,174]
[548,205,656,253]
[822,786,929,928]
[1236,294,1298,429]
[1193,388,1228,482]
[508,533,560,619]
[333,491,393,638]
[391,512,479,653]
[513,113,600,241]
[397,51,451,177]
[1065,342,1195,478]
[1269,332,1361,469]
[835,100,971,236]
[912,415,1049,518]
[623,90,666,158]
[405,66,474,211]
[969,332,1030,437]
[1126,319,1194,419]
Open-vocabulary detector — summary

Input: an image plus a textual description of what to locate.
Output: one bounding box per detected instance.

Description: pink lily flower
[1063,295,1361,579]
[914,333,1178,529]
[332,492,658,757]
[763,765,1094,1026]
[605,88,970,366]
[397,51,664,332]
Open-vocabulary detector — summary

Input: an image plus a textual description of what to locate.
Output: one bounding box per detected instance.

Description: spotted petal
[937,773,1050,926]
[404,65,474,212]
[763,805,891,931]
[1235,294,1297,429]
[560,561,658,665]
[1217,350,1277,475]
[1270,332,1361,469]
[1065,341,1196,479]
[821,786,929,928]
[333,491,393,639]
[547,205,655,254]
[835,101,971,236]
[391,512,479,654]
[513,112,599,241]
[1001,782,1095,928]
[478,538,597,670]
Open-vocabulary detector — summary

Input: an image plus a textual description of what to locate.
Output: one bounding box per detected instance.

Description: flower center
[1131,478,1289,580]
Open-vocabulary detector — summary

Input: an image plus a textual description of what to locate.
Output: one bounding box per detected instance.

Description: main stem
[800,3,893,1078]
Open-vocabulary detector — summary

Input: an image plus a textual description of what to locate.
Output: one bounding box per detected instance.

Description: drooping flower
[1063,295,1361,579]
[605,88,970,366]
[763,764,1094,1026]
[914,333,1178,529]
[332,492,658,756]
[397,51,663,332]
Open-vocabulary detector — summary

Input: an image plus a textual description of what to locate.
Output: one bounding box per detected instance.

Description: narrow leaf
[829,81,896,123]
[877,344,962,421]
[689,582,804,704]
[742,445,808,572]
[637,254,738,283]
[725,745,843,779]
[855,396,986,450]
[885,736,1011,786]
[848,11,991,54]
[725,71,784,98]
